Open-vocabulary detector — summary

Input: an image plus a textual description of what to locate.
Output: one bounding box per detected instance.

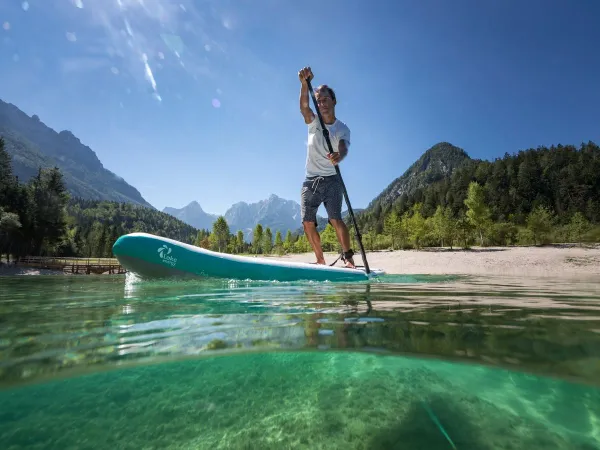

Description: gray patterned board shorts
[300,175,344,225]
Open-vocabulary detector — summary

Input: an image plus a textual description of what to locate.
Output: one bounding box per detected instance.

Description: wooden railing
[16,256,126,275]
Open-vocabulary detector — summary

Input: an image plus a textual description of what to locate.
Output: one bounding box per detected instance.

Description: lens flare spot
[22,2,29,11]
[2,22,10,31]
[13,54,20,62]
[158,51,165,60]
[72,0,84,8]
[111,67,119,75]
[212,98,221,108]
[66,32,77,42]
[204,44,211,52]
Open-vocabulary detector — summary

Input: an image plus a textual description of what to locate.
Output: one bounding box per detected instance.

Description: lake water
[1,272,600,449]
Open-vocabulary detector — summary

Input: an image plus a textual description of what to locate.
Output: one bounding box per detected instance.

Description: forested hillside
[2,137,599,261]
[354,141,600,249]
[365,142,472,215]
[0,137,199,259]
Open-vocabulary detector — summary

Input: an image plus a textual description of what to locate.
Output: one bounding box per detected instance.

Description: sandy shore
[278,244,600,280]
[2,244,599,280]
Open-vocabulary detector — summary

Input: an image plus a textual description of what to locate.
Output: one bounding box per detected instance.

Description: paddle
[304,77,371,274]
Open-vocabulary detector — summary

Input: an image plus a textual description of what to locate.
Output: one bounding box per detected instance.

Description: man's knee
[328,218,346,229]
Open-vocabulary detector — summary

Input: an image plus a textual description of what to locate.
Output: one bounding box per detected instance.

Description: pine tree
[284,229,293,253]
[252,224,263,254]
[211,216,230,252]
[236,230,245,253]
[263,227,273,254]
[274,230,284,255]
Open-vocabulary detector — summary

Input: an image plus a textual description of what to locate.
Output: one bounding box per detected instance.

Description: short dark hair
[315,84,336,103]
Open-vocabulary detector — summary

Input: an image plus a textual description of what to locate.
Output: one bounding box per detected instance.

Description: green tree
[320,223,338,252]
[283,230,294,253]
[383,210,401,249]
[0,137,15,207]
[407,203,426,249]
[27,167,70,255]
[568,212,591,244]
[194,229,210,247]
[236,230,245,253]
[252,224,263,254]
[0,206,22,262]
[263,227,273,254]
[274,230,284,255]
[211,216,230,252]
[526,205,555,245]
[464,181,492,246]
[430,205,457,249]
[456,212,475,249]
[294,234,311,253]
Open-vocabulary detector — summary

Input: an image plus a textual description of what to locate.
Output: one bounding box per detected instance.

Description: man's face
[315,88,335,114]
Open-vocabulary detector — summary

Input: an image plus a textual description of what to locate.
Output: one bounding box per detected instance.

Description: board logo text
[157,244,177,267]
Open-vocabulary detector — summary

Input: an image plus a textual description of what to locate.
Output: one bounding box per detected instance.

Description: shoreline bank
[280,243,600,279]
[2,244,599,279]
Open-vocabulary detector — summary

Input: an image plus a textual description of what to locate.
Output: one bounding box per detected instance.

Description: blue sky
[1,0,599,215]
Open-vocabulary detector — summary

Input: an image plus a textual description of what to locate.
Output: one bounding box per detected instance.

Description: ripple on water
[1,273,600,448]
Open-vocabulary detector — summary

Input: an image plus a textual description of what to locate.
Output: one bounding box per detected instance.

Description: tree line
[0,136,313,260]
[0,137,201,260]
[2,137,599,262]
[192,217,342,256]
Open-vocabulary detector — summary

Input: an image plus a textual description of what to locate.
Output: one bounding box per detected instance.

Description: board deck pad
[112,232,384,282]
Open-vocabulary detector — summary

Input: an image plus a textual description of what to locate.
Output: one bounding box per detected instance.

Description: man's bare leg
[303,221,326,264]
[329,219,356,267]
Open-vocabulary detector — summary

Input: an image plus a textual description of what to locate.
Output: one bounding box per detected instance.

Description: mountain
[163,194,326,241]
[0,99,153,208]
[225,194,303,240]
[364,142,472,214]
[162,201,218,231]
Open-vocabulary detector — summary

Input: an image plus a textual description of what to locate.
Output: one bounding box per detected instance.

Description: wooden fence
[16,256,126,275]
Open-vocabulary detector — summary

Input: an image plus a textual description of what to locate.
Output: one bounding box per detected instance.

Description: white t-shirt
[305,115,351,177]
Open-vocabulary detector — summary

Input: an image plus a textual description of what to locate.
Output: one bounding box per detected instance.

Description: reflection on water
[1,273,600,448]
[2,273,600,388]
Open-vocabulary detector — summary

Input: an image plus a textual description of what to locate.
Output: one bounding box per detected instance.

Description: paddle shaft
[305,78,370,274]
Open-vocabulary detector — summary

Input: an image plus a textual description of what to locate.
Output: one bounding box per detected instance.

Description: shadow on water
[370,394,483,449]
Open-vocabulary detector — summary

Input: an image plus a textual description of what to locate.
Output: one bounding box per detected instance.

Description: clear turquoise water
[1,272,600,449]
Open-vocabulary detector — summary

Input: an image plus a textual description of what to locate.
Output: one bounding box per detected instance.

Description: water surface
[1,273,600,449]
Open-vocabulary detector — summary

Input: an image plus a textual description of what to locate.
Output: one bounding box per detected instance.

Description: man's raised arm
[298,67,315,124]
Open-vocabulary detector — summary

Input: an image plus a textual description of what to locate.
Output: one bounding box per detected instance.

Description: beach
[280,244,600,280]
[1,244,599,279]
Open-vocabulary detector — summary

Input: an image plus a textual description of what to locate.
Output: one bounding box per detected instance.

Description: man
[298,66,356,268]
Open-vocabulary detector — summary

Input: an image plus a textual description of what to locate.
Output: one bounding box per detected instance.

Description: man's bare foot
[344,258,356,269]
[341,250,356,268]
[310,259,326,265]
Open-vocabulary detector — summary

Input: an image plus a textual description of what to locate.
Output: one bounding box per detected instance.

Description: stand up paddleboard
[112,232,384,282]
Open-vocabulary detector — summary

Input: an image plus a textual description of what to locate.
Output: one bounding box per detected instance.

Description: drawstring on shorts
[310,176,325,194]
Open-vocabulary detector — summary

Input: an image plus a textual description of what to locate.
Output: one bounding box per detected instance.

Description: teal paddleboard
[112,232,384,282]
